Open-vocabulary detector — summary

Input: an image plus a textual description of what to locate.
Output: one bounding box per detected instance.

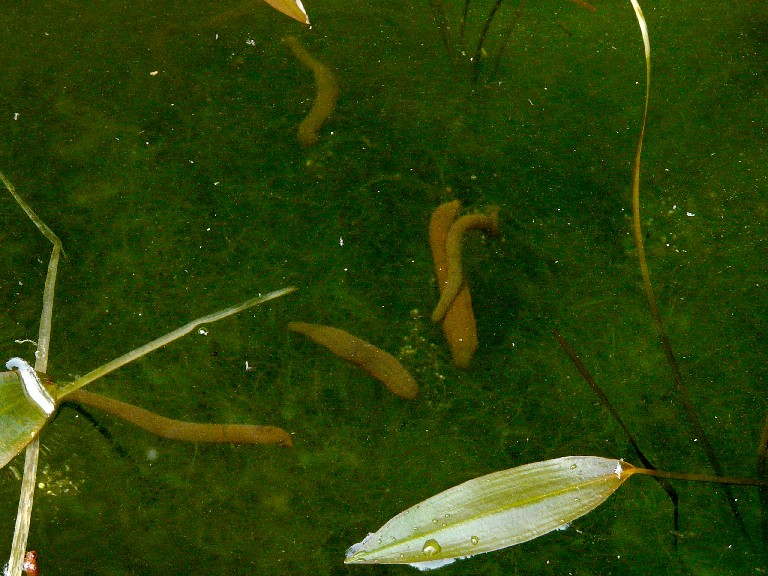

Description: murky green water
[0,0,766,574]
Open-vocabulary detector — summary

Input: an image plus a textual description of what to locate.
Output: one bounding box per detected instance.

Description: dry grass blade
[626,0,749,541]
[1,171,62,576]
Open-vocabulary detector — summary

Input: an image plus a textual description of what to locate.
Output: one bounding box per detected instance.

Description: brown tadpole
[431,208,500,324]
[283,36,340,147]
[429,200,478,369]
[67,390,293,447]
[287,321,418,400]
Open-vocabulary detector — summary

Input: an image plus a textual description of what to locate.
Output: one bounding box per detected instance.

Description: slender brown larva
[283,36,340,147]
[287,322,418,400]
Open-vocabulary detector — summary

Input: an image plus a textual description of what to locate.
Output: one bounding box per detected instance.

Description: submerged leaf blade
[0,370,50,470]
[345,456,629,568]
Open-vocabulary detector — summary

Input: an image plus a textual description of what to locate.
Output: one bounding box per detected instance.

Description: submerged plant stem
[552,328,679,533]
[1,172,63,576]
[628,463,768,487]
[627,0,748,541]
[56,287,296,398]
[471,0,503,83]
[758,414,768,544]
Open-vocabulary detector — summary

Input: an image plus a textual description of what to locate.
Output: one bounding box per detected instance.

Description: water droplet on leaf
[422,539,442,556]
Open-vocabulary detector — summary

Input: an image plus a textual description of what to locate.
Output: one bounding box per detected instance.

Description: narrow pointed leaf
[263,0,309,24]
[345,456,630,570]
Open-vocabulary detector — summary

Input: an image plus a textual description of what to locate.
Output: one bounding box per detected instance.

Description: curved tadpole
[65,390,293,447]
[459,0,472,43]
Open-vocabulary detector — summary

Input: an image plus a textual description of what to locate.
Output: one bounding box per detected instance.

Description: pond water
[0,0,765,574]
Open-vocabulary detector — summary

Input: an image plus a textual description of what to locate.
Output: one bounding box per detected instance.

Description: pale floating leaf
[345,456,631,570]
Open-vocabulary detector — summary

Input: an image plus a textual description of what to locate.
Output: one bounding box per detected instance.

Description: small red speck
[23,550,39,576]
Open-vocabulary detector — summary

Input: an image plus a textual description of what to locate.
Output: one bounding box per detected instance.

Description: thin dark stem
[488,0,527,82]
[758,413,768,545]
[429,0,458,71]
[632,465,768,487]
[471,0,503,83]
[57,402,129,458]
[553,328,679,535]
[627,1,749,542]
[459,0,471,44]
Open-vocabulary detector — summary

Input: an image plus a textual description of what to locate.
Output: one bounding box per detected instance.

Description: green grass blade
[56,286,296,398]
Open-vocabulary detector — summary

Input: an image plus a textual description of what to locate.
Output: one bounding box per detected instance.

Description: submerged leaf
[345,456,631,570]
[0,370,51,470]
